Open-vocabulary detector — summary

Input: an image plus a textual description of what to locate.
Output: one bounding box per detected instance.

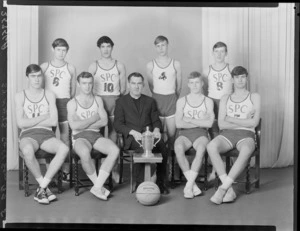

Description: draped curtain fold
[6,4,294,169]
[7,5,38,170]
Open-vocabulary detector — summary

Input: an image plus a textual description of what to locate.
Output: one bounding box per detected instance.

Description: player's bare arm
[225,93,261,128]
[146,61,154,94]
[175,97,198,129]
[37,90,58,127]
[67,98,99,131]
[15,91,48,130]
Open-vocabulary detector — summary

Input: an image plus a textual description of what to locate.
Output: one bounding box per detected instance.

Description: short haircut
[128,72,144,82]
[52,38,69,50]
[97,36,114,48]
[213,41,227,52]
[26,64,42,77]
[77,71,94,83]
[154,35,169,45]
[188,71,204,83]
[231,66,248,77]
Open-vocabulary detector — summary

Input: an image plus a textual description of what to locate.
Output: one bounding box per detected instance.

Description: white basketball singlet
[93,60,120,96]
[183,96,208,120]
[152,59,177,95]
[208,64,232,99]
[22,90,51,132]
[72,97,99,135]
[44,62,72,99]
[226,93,255,132]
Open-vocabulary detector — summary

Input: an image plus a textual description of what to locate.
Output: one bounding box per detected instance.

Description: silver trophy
[134,126,161,157]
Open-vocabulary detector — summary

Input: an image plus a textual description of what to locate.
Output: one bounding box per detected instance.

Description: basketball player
[88,36,126,183]
[15,64,69,204]
[207,66,260,204]
[67,72,120,201]
[40,38,76,180]
[202,42,235,181]
[146,35,182,181]
[174,71,214,198]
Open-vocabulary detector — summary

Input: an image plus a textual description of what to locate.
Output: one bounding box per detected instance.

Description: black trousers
[128,139,168,184]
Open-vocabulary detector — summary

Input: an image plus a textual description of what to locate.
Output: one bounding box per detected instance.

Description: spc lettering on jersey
[228,104,248,118]
[80,110,96,119]
[208,64,232,99]
[99,73,117,93]
[183,96,207,120]
[26,104,47,118]
[49,69,66,87]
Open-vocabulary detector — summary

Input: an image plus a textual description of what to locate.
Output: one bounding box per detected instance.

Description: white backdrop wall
[7,4,295,170]
[38,6,203,97]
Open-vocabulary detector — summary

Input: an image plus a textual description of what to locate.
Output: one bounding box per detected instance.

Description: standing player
[202,42,235,181]
[67,72,120,201]
[207,66,260,204]
[146,35,182,180]
[88,36,126,183]
[15,64,69,204]
[40,38,76,180]
[174,71,214,198]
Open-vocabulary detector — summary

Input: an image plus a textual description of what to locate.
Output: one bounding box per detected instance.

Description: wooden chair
[18,127,63,197]
[69,127,113,196]
[116,133,136,193]
[215,119,262,193]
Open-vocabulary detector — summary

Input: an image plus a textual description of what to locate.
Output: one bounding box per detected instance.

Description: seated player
[15,64,69,205]
[174,71,214,198]
[67,72,119,201]
[114,72,170,194]
[207,66,260,204]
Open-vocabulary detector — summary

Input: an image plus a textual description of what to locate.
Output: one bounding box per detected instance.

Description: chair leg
[170,150,176,189]
[108,174,113,192]
[255,154,260,188]
[215,172,219,190]
[69,154,73,188]
[226,157,231,174]
[246,163,250,194]
[24,163,29,197]
[204,152,208,191]
[19,157,24,190]
[119,154,123,184]
[74,159,79,196]
[130,153,134,193]
[57,169,63,193]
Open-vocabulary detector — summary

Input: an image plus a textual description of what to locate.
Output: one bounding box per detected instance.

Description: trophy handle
[134,137,143,147]
[153,136,161,147]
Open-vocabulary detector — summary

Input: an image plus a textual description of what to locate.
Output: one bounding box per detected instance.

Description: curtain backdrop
[6,4,294,170]
[7,5,38,170]
[201,3,294,168]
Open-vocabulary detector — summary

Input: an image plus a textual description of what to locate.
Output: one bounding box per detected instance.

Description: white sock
[87,171,97,185]
[219,174,228,184]
[94,170,109,189]
[188,170,198,187]
[35,176,44,186]
[220,176,234,190]
[40,177,51,189]
[183,170,190,182]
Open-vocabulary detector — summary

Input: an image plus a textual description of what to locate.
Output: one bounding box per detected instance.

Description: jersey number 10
[104,83,114,92]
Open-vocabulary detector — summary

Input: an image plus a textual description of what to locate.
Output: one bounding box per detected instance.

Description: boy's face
[99,43,113,58]
[28,70,43,89]
[213,46,227,63]
[78,77,94,94]
[233,74,247,89]
[188,77,202,94]
[53,46,68,61]
[155,40,168,56]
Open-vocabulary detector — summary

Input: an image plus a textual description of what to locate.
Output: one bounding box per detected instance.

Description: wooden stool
[132,153,162,193]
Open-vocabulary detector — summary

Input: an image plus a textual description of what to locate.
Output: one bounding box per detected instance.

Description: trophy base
[142,152,154,158]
